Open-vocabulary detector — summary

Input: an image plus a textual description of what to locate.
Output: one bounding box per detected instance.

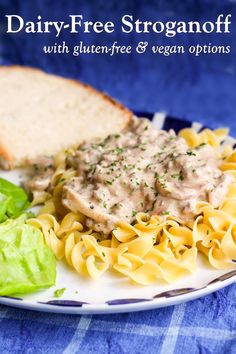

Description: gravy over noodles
[59,118,233,233]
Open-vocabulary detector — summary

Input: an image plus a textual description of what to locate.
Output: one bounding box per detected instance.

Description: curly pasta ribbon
[30,207,236,285]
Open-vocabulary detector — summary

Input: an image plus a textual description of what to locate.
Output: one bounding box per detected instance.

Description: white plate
[0,114,235,314]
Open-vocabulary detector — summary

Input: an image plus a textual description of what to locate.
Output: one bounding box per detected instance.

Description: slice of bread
[0,66,132,169]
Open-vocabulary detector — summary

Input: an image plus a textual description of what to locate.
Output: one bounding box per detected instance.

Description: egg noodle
[27,127,236,285]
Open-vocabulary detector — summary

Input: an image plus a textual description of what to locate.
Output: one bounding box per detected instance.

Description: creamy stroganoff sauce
[62,118,233,233]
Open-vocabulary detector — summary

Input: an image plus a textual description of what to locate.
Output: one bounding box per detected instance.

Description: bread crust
[0,143,13,170]
[0,65,132,170]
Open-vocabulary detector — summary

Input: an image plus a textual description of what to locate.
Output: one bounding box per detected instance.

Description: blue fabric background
[0,1,235,353]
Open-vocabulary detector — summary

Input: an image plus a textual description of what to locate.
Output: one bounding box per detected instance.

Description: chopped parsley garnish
[44,164,53,171]
[33,164,39,172]
[155,174,167,188]
[88,164,96,175]
[161,211,170,215]
[186,150,196,156]
[114,147,123,155]
[150,200,156,212]
[197,142,207,148]
[168,153,175,160]
[59,178,66,183]
[132,210,137,217]
[105,180,113,185]
[54,288,66,298]
[171,171,184,181]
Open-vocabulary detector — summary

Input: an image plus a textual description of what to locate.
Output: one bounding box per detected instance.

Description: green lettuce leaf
[0,215,56,296]
[0,178,30,222]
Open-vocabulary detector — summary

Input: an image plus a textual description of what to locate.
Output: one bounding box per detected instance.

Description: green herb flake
[186,150,196,156]
[161,211,170,215]
[54,288,66,298]
[44,164,53,171]
[115,147,123,155]
[197,143,207,148]
[59,178,66,184]
[33,164,39,172]
[171,172,184,181]
[150,200,156,212]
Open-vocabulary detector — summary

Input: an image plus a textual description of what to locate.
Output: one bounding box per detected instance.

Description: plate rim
[0,274,235,314]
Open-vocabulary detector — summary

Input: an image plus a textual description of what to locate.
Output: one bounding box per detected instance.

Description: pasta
[27,126,236,285]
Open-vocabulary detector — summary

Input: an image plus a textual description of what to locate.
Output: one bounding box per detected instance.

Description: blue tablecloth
[0,284,235,353]
[0,1,235,353]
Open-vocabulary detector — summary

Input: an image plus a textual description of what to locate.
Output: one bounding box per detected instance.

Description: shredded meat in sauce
[24,156,55,196]
[59,118,233,234]
[25,118,233,234]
